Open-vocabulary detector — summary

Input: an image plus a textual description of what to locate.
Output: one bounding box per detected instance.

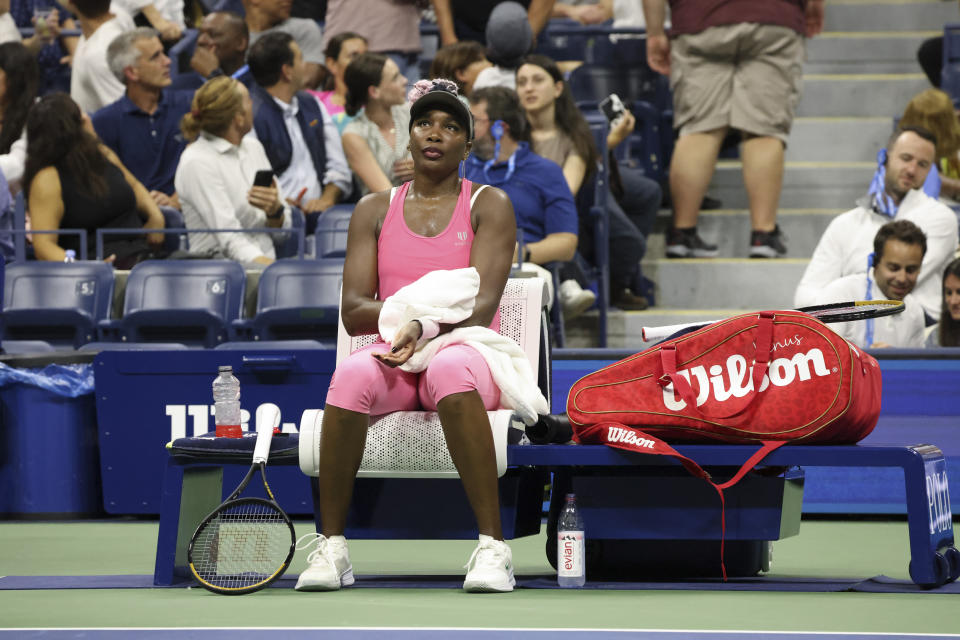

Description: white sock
[479,534,495,544]
[328,535,347,546]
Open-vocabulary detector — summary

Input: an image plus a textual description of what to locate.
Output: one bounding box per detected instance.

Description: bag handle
[657,311,775,420]
[578,421,786,580]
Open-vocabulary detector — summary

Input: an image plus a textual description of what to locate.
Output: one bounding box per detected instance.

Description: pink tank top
[377,179,500,332]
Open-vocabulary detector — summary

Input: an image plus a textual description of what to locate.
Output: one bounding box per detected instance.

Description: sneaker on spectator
[559,279,596,319]
[665,227,719,258]
[749,226,788,258]
[463,535,515,593]
[294,533,354,591]
[611,287,649,311]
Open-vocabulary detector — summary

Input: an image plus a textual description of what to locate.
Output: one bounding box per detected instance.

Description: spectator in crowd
[175,76,291,266]
[926,257,960,347]
[66,0,135,113]
[432,0,555,46]
[430,41,491,98]
[295,81,520,594]
[463,86,588,315]
[243,0,325,89]
[292,0,325,21]
[5,0,78,95]
[0,41,37,196]
[643,0,825,259]
[472,1,532,92]
[24,93,166,267]
[795,127,959,320]
[247,32,352,229]
[341,52,413,197]
[815,220,927,349]
[0,41,37,260]
[93,28,192,211]
[173,11,251,91]
[899,88,960,202]
[324,0,423,93]
[309,31,368,134]
[518,54,656,310]
[113,0,183,42]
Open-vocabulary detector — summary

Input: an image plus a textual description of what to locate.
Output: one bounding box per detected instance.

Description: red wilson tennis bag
[566,310,882,577]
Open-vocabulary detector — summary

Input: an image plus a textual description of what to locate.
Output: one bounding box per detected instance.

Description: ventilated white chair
[299,277,549,480]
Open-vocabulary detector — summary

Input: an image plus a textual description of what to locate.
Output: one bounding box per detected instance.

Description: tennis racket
[641,300,904,343]
[188,403,295,595]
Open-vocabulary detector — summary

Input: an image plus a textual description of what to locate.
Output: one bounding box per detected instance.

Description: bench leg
[902,445,959,588]
[153,462,224,586]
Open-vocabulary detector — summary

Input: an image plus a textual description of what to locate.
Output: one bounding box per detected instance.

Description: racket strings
[191,501,290,590]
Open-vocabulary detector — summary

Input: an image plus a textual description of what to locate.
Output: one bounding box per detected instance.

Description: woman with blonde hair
[899,88,960,200]
[174,76,289,266]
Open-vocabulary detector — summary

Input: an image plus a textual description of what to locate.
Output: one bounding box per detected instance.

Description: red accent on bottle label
[216,424,242,438]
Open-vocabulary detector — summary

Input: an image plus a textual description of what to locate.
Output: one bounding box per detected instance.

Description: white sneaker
[559,279,596,319]
[294,533,355,591]
[463,535,515,593]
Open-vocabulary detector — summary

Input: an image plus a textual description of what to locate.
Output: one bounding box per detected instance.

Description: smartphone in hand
[599,93,627,126]
[253,170,274,187]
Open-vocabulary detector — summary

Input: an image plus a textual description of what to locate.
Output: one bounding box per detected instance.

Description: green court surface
[0,518,958,634]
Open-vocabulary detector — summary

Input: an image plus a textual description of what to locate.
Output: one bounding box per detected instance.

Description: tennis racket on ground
[641,299,905,343]
[188,403,295,595]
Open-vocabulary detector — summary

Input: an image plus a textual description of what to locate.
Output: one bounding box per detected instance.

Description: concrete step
[796,73,930,117]
[564,308,745,350]
[707,160,873,210]
[786,117,892,162]
[646,208,841,259]
[804,31,939,74]
[824,0,957,32]
[643,258,809,309]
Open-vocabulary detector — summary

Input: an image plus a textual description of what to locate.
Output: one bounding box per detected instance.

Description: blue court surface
[3,631,959,640]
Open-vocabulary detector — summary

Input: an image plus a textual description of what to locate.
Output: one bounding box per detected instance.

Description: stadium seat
[312,204,353,259]
[168,28,198,79]
[232,258,343,342]
[1,261,115,349]
[99,260,246,347]
[275,206,306,259]
[941,23,960,101]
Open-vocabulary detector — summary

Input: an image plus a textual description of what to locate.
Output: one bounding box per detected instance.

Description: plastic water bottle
[557,492,586,587]
[63,249,76,263]
[212,365,241,438]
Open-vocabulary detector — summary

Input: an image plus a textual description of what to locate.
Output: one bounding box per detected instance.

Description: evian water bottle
[557,493,585,587]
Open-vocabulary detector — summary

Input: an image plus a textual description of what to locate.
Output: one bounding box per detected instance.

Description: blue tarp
[0,362,94,398]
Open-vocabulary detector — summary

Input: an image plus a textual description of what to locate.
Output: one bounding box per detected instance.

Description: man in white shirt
[795,127,959,319]
[66,0,134,113]
[175,78,291,266]
[243,0,324,89]
[111,0,183,41]
[816,220,928,349]
[247,31,351,230]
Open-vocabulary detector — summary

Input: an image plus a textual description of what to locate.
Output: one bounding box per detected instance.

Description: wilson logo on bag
[565,310,883,578]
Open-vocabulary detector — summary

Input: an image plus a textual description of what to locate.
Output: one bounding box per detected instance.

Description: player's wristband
[416,317,440,341]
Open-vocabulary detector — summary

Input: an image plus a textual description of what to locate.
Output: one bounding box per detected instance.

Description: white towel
[378,268,549,425]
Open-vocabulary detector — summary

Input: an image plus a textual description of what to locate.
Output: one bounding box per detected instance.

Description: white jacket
[795,189,958,318]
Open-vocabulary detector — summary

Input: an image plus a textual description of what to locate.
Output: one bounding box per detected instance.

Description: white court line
[2,629,959,637]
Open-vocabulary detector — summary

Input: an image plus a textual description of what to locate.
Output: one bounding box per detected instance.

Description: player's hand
[646,34,671,76]
[372,321,421,367]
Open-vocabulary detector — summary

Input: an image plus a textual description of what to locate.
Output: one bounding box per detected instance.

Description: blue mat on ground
[2,573,958,593]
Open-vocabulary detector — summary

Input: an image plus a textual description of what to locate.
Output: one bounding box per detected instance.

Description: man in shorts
[642,0,825,258]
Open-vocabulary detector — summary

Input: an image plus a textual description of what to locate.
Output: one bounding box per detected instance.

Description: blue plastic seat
[1,261,116,349]
[312,205,353,258]
[942,24,960,101]
[233,258,343,342]
[100,260,246,347]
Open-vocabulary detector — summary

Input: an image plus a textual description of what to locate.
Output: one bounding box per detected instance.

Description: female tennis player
[295,80,519,593]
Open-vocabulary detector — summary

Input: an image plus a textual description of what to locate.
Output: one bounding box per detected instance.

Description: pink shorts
[324,342,502,415]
